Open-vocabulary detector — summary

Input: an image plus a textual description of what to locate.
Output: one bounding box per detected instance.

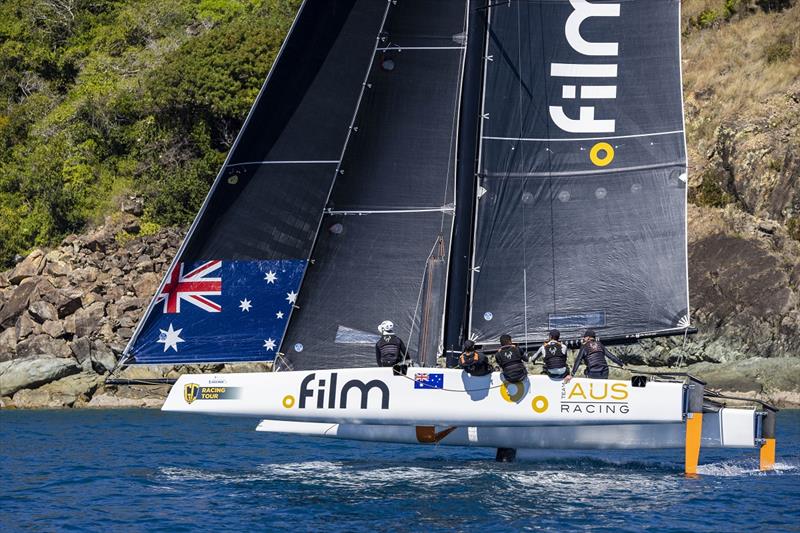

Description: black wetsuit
[375,335,408,367]
[494,344,529,382]
[532,340,569,379]
[571,339,624,379]
[458,350,492,376]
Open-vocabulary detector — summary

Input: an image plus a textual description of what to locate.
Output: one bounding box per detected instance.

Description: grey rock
[91,340,118,374]
[42,320,65,338]
[135,259,154,272]
[15,334,72,359]
[28,301,58,323]
[87,391,165,409]
[116,296,144,313]
[44,260,71,277]
[123,220,141,234]
[0,327,16,362]
[73,301,105,337]
[8,249,45,284]
[70,337,92,363]
[0,278,39,328]
[63,314,76,335]
[0,357,81,396]
[73,266,99,283]
[134,272,160,299]
[120,196,144,216]
[15,313,41,340]
[51,290,83,318]
[11,372,102,409]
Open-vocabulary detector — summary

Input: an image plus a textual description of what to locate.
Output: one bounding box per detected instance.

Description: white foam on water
[697,459,799,477]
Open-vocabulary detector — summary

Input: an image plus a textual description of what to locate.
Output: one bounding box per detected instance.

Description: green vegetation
[0,0,298,265]
[764,33,795,63]
[689,169,735,208]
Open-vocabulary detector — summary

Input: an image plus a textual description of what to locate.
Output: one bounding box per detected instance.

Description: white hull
[162,367,775,471]
[162,367,683,426]
[255,408,758,450]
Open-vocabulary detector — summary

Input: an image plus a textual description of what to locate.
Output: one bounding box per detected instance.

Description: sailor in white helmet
[375,320,409,371]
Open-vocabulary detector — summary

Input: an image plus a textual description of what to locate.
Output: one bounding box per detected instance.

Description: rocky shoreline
[0,201,797,409]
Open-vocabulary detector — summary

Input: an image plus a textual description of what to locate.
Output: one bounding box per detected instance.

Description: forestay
[470,0,689,345]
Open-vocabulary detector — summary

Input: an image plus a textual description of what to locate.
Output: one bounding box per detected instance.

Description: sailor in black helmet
[531,329,571,382]
[494,334,529,382]
[375,320,409,370]
[571,329,624,379]
[458,339,491,376]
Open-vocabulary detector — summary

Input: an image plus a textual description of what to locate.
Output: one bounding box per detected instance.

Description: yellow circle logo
[531,395,549,413]
[590,142,614,167]
[282,395,296,409]
[500,381,526,403]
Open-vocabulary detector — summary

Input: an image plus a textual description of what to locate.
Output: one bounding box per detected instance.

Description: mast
[444,0,486,365]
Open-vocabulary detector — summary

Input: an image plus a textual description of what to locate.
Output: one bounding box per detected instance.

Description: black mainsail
[469,0,690,346]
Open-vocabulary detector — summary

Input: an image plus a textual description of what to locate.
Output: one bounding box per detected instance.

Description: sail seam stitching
[483,130,684,142]
[325,207,454,215]
[376,46,465,51]
[227,160,340,167]
[480,161,686,178]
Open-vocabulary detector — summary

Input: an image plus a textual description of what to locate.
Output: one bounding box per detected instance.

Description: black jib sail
[281,0,468,370]
[125,0,468,366]
[124,1,390,364]
[469,0,690,346]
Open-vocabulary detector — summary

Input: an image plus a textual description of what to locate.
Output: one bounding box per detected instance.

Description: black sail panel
[284,0,468,370]
[470,0,689,345]
[126,1,389,364]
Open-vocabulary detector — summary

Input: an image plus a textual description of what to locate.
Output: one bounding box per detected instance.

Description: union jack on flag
[414,372,444,390]
[155,260,222,313]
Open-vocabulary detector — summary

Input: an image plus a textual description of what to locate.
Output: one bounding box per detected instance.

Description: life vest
[542,340,567,370]
[584,340,608,372]
[459,351,480,368]
[495,344,526,382]
[377,335,403,366]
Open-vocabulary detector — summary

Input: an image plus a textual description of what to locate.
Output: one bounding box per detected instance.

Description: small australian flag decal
[414,373,444,390]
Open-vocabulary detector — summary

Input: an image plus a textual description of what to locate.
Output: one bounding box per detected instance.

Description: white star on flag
[286,290,297,304]
[157,323,184,352]
[263,338,276,351]
[276,311,284,319]
[239,298,252,312]
[264,271,278,284]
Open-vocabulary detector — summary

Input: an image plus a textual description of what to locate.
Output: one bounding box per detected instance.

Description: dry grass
[682,1,800,151]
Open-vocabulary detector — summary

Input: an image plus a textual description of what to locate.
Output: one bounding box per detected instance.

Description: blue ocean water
[1,409,798,532]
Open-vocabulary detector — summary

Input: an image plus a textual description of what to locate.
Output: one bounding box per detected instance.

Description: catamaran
[115,0,778,473]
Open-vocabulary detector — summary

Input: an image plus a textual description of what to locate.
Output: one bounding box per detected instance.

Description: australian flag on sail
[130,259,307,364]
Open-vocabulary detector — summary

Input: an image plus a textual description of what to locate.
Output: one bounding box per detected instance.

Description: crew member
[571,329,624,379]
[531,329,571,381]
[375,320,409,371]
[494,334,529,382]
[458,339,491,376]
